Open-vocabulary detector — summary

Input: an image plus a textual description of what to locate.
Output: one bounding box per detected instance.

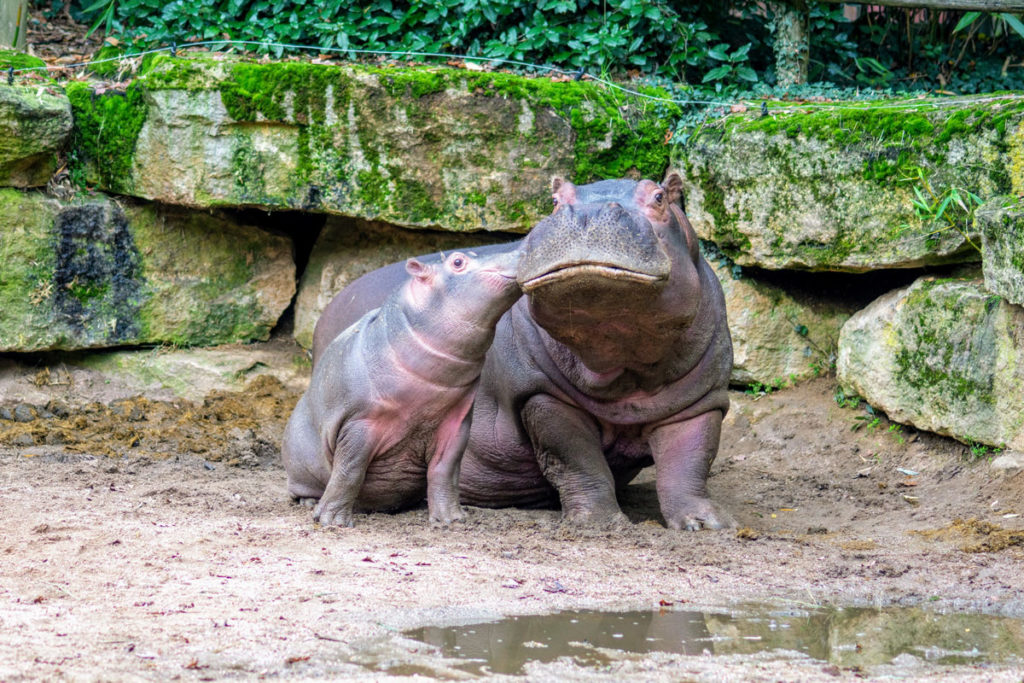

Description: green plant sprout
[901,167,984,253]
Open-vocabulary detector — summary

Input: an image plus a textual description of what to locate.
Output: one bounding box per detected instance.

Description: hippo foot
[313,500,355,528]
[561,508,631,530]
[429,505,465,527]
[664,496,736,531]
[295,497,318,508]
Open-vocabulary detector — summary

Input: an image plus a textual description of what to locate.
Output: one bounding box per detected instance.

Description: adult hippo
[311,172,734,530]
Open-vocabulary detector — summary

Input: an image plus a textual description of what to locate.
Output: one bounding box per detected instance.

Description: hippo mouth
[520,263,664,293]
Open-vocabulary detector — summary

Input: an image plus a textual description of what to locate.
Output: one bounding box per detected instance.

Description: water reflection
[406,606,1024,675]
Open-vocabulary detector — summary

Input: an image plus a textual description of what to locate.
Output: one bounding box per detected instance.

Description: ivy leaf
[702,65,732,82]
[730,42,752,62]
[707,43,730,61]
[736,65,758,82]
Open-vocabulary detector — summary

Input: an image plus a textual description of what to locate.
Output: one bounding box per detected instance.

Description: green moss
[231,138,268,202]
[894,279,998,406]
[0,49,45,71]
[86,46,127,78]
[217,61,352,124]
[129,204,279,345]
[355,168,386,209]
[67,81,148,194]
[730,99,1024,192]
[366,67,448,98]
[68,281,110,304]
[0,189,59,350]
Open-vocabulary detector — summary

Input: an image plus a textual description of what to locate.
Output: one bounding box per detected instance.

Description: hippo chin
[308,172,734,531]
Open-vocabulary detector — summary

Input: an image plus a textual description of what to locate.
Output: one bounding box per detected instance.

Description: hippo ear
[661,171,685,208]
[405,258,435,283]
[550,176,577,208]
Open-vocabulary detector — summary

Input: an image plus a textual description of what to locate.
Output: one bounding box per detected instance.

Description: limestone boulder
[70,55,677,232]
[0,52,73,187]
[0,189,294,351]
[0,342,308,405]
[293,217,514,348]
[675,98,1023,272]
[837,275,1024,449]
[976,196,1024,306]
[713,264,857,386]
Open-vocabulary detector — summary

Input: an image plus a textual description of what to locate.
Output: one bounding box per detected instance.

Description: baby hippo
[281,248,522,526]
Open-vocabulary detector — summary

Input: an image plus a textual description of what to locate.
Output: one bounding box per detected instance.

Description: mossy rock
[675,97,1024,272]
[69,54,679,232]
[976,195,1024,306]
[713,265,857,386]
[0,49,45,72]
[0,74,72,187]
[837,275,1024,449]
[0,188,295,351]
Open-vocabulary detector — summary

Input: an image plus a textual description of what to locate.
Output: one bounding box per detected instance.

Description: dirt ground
[2,340,1024,682]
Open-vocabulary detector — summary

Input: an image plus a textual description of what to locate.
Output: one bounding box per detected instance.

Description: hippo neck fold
[384,303,490,389]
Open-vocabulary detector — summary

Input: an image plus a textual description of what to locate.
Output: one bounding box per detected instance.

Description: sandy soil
[2,342,1023,681]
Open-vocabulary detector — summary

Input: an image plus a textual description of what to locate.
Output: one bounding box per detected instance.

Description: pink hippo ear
[405,258,437,307]
[406,258,436,283]
[661,171,685,208]
[550,176,577,209]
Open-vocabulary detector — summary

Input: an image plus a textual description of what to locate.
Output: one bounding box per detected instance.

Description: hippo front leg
[426,412,470,525]
[522,395,627,526]
[314,421,375,527]
[648,410,735,531]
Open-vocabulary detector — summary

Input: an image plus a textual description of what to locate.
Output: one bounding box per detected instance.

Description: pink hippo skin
[310,173,734,531]
[282,249,522,526]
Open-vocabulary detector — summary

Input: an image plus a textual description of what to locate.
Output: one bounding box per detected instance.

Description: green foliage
[901,167,985,253]
[851,405,881,432]
[810,4,1024,94]
[963,438,1003,461]
[833,385,861,410]
[46,0,765,85]
[744,377,786,397]
[701,42,757,94]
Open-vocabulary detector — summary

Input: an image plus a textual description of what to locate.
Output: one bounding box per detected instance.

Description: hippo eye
[654,192,664,204]
[552,197,559,206]
[450,254,467,271]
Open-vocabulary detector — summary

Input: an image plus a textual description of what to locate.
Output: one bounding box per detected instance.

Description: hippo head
[517,173,702,374]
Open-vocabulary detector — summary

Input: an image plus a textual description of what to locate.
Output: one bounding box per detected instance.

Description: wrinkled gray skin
[311,173,734,530]
[283,249,522,526]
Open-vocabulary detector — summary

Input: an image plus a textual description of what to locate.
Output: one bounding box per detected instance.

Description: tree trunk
[773,1,809,87]
[1,0,28,50]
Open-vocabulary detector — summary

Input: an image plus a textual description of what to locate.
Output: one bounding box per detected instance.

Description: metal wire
[9,38,1024,113]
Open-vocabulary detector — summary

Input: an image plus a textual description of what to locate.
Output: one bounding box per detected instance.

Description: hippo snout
[517,203,671,294]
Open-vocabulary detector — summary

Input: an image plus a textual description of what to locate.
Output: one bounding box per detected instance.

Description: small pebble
[13,433,35,447]
[13,404,36,423]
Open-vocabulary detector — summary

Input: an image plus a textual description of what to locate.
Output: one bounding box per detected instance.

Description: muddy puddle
[405,606,1024,675]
